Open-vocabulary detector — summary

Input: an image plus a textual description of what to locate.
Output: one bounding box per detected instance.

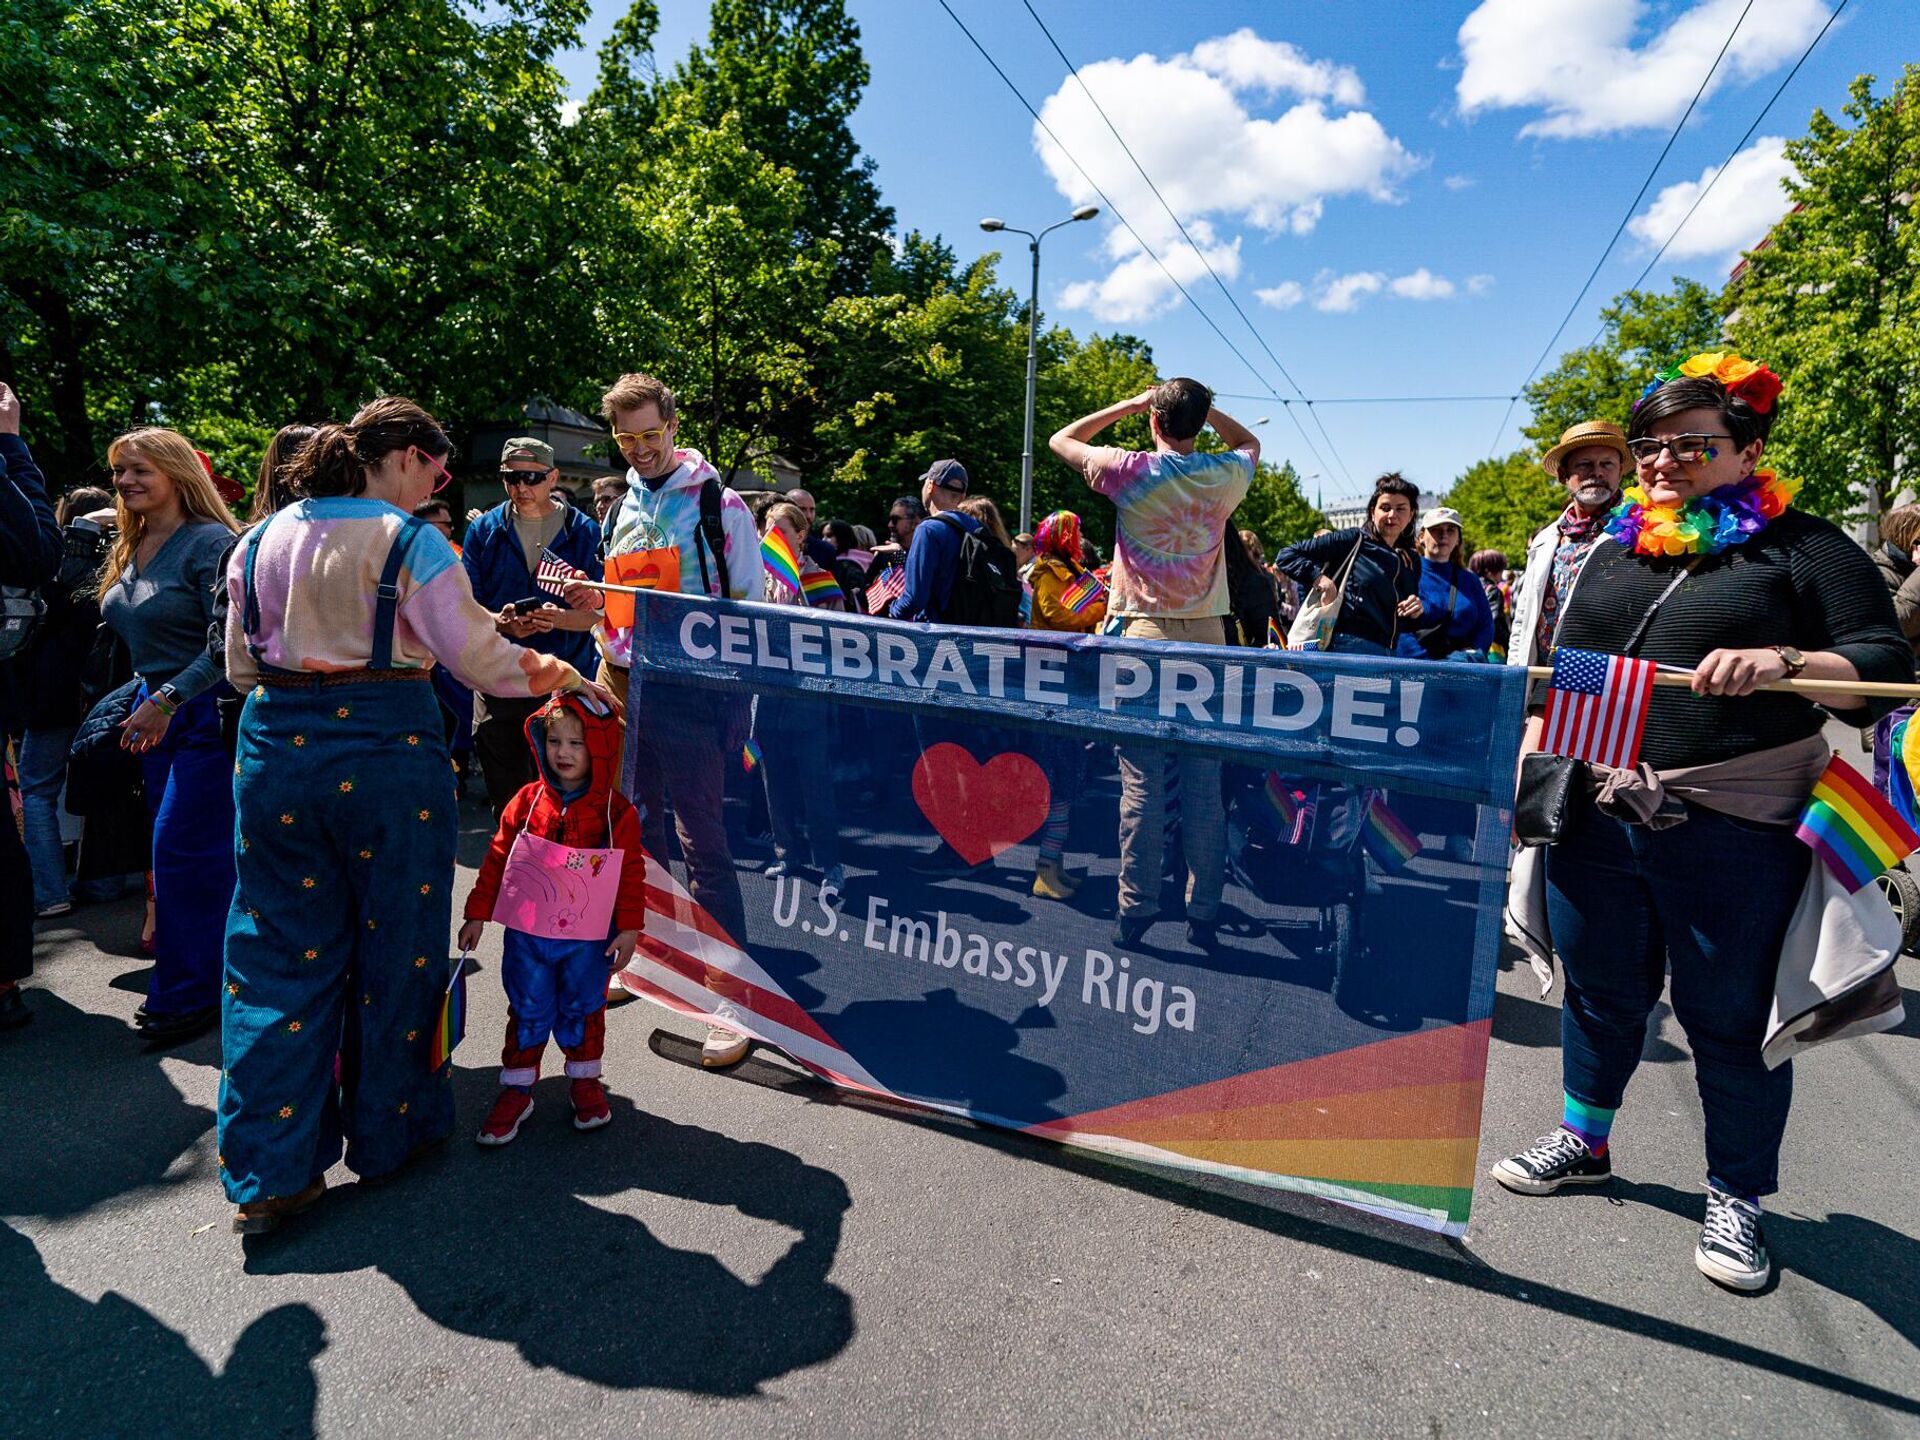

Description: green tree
[667,0,892,298]
[1520,278,1726,456]
[1444,451,1565,561]
[1233,460,1326,552]
[1728,69,1920,521]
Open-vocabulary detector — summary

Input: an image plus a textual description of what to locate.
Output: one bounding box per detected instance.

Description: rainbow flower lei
[1603,469,1801,557]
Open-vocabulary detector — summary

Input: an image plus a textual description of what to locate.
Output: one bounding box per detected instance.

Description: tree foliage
[1728,69,1920,521]
[1444,451,1565,562]
[1521,279,1726,453]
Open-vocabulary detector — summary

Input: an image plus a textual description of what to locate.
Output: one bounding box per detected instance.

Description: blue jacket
[0,433,59,590]
[891,510,981,622]
[461,500,601,674]
[1396,557,1494,660]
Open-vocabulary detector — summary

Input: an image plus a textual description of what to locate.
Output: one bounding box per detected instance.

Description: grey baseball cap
[919,458,969,493]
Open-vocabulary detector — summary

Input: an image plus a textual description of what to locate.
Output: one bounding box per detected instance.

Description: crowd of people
[0,346,1908,1292]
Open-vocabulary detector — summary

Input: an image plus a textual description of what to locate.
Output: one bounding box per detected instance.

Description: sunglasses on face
[888,514,911,526]
[611,426,671,449]
[1627,433,1732,466]
[500,469,553,487]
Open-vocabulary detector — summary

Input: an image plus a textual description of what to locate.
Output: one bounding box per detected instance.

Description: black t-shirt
[1553,510,1909,769]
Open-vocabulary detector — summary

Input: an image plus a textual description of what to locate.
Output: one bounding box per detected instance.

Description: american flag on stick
[535,547,577,598]
[866,565,907,616]
[1540,647,1657,770]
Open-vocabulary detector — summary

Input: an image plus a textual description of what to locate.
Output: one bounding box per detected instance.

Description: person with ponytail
[218,396,609,1234]
[97,427,242,1043]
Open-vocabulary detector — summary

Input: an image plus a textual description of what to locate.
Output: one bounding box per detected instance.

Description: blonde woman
[97,428,241,1042]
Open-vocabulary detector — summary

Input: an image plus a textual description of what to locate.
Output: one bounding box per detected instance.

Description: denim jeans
[1545,803,1803,1198]
[17,727,74,910]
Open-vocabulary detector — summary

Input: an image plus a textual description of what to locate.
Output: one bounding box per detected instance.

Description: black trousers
[473,693,543,819]
[1,790,33,984]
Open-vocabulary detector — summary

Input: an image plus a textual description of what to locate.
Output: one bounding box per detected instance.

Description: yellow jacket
[1025,555,1105,633]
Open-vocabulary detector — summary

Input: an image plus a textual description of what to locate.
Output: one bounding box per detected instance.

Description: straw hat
[1540,420,1629,478]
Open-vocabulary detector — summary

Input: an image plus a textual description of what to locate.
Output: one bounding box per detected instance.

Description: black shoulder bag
[1513,554,1698,846]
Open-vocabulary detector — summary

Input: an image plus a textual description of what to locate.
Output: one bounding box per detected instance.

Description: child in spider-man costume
[459,691,647,1144]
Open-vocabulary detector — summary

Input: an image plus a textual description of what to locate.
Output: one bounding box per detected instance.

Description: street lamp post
[980,204,1099,534]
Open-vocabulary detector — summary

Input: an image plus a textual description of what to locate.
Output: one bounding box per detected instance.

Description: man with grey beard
[1507,420,1630,670]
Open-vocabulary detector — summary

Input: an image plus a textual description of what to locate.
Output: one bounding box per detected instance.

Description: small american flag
[1541,648,1656,769]
[866,565,907,616]
[535,547,576,598]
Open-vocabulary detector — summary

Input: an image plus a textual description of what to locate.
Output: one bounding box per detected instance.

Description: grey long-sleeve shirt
[99,520,235,702]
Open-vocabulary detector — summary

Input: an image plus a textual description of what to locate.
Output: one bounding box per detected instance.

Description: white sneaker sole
[701,1031,750,1068]
[475,1100,532,1147]
[1695,1245,1770,1291]
[1489,1162,1611,1196]
[572,1110,612,1131]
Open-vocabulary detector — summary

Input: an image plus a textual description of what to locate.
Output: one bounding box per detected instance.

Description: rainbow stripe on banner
[428,960,465,1071]
[1061,570,1105,615]
[800,569,842,606]
[1796,754,1920,892]
[760,529,804,597]
[1362,791,1422,872]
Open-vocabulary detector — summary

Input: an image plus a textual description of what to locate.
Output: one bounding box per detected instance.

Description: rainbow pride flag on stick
[1061,570,1106,615]
[800,569,843,606]
[428,957,466,1071]
[760,528,804,597]
[1361,791,1422,872]
[1796,755,1920,892]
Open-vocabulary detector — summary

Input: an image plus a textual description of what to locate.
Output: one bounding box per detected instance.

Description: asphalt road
[3,741,1917,1439]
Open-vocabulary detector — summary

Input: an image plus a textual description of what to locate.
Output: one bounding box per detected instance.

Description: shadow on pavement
[241,1080,853,1397]
[0,992,216,1220]
[664,1028,1920,1421]
[0,1222,324,1440]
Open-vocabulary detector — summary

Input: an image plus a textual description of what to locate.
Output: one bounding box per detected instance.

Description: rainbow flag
[741,737,763,773]
[800,569,842,606]
[428,959,466,1071]
[761,529,804,597]
[1266,615,1283,649]
[1796,754,1920,892]
[1061,570,1105,615]
[1361,791,1422,872]
[1255,773,1311,844]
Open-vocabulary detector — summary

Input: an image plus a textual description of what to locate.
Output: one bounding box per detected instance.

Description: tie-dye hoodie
[598,448,765,666]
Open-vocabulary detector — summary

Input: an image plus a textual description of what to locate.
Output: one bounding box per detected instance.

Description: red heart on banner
[910,743,1052,866]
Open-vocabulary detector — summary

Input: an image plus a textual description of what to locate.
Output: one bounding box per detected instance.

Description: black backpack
[688,477,732,598]
[1222,523,1278,646]
[932,513,1022,628]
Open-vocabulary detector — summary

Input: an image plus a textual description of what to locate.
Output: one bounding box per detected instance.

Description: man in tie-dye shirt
[1050,378,1258,953]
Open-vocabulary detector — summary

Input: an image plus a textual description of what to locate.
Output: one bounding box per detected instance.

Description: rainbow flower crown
[1634,350,1782,414]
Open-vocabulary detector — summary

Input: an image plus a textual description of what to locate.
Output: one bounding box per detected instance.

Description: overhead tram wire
[1483,0,1756,459]
[927,0,1340,487]
[1604,0,1852,336]
[1018,0,1355,490]
[1215,392,1520,406]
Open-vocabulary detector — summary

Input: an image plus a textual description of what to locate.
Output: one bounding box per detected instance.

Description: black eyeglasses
[888,513,911,526]
[1626,434,1732,466]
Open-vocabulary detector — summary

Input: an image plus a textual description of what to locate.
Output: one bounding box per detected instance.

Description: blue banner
[618,593,1528,1232]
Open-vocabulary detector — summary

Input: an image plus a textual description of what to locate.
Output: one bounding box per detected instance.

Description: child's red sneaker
[570,1077,611,1131]
[476,1089,533,1147]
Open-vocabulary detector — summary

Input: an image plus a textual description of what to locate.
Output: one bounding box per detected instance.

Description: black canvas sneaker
[1489,1128,1612,1195]
[1695,1188,1771,1291]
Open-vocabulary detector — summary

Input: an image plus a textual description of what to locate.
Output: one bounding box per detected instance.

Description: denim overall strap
[241,515,279,661]
[371,516,428,672]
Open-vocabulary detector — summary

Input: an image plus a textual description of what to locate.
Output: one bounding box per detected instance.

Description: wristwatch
[1773,645,1807,677]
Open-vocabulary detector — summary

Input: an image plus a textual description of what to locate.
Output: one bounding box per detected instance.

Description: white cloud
[1442,174,1476,191]
[1627,135,1796,264]
[1059,236,1243,325]
[559,100,583,127]
[1389,268,1455,300]
[1255,281,1305,310]
[1256,269,1481,313]
[1037,34,1416,320]
[1456,0,1831,139]
[1187,29,1366,107]
[1315,272,1385,313]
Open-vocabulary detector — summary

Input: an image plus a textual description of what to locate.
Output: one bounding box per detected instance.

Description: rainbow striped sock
[1562,1093,1616,1157]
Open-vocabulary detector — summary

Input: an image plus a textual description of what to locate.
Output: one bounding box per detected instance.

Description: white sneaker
[701,1025,749,1068]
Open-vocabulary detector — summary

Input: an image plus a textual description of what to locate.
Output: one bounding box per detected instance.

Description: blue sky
[553,1,1912,508]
